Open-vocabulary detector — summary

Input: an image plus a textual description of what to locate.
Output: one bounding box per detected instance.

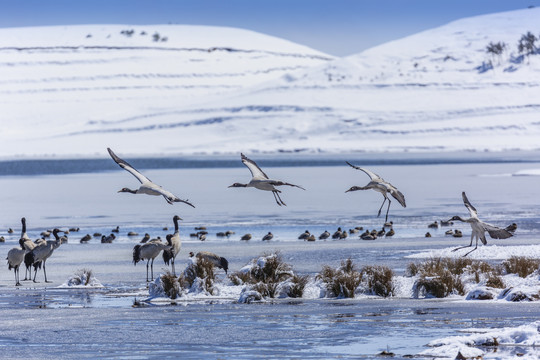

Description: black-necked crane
[228,153,305,206]
[18,217,37,281]
[448,192,513,256]
[345,162,406,223]
[107,147,195,207]
[27,228,63,283]
[133,235,171,282]
[162,215,182,275]
[189,251,229,273]
[7,239,26,286]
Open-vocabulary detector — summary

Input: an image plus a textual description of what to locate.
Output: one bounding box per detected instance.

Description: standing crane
[162,215,182,275]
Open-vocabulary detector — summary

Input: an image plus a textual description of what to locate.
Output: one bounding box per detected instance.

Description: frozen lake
[1,154,540,359]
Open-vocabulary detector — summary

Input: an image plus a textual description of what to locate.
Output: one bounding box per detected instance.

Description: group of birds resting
[6,148,515,286]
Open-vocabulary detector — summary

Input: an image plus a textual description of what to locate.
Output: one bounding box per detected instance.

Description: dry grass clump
[154,259,221,299]
[501,256,540,278]
[485,274,505,289]
[413,270,464,298]
[465,260,499,283]
[161,271,181,299]
[229,252,295,298]
[252,252,293,284]
[229,271,251,286]
[317,258,362,298]
[409,258,467,298]
[360,265,394,298]
[179,258,217,294]
[409,257,510,297]
[405,262,419,277]
[287,274,310,298]
[416,257,473,277]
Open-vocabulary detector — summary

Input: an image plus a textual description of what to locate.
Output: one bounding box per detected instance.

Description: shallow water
[1,157,540,359]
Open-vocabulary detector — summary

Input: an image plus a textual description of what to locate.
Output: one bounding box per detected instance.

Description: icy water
[1,155,540,359]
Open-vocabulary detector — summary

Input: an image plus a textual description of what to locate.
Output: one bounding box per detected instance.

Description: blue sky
[1,0,538,56]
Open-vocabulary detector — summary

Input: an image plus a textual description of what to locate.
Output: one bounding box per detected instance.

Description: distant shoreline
[0,150,539,176]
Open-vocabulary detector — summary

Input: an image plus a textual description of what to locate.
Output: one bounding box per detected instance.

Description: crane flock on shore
[4,149,515,286]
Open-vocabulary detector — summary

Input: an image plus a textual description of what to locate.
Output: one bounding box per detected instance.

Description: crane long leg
[171,259,176,276]
[452,234,474,252]
[272,191,282,206]
[385,198,392,223]
[463,243,479,257]
[377,197,387,217]
[15,267,21,286]
[44,261,51,283]
[275,191,287,206]
[33,264,39,282]
[146,260,150,282]
[150,258,155,280]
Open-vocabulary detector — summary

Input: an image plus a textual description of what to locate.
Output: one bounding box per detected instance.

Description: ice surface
[0,160,539,358]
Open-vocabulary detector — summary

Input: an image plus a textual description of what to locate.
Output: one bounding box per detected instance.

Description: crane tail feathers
[220,257,229,274]
[24,252,35,268]
[133,245,142,265]
[163,249,173,265]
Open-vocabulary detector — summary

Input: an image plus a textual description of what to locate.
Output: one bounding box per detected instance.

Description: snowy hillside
[0,24,332,158]
[2,8,540,158]
[214,7,540,155]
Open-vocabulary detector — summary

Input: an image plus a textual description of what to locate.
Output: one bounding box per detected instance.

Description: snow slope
[0,24,332,158]
[1,8,540,158]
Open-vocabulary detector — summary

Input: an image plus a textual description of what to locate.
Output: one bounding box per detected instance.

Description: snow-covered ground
[2,8,540,158]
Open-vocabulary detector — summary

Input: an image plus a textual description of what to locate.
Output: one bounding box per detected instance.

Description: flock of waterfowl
[5,149,516,286]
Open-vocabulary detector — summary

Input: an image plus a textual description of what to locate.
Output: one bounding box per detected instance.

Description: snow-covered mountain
[1,8,540,158]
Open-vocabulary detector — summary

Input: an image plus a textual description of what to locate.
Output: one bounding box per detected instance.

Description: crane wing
[346,162,381,181]
[390,188,406,208]
[461,192,478,218]
[241,153,269,180]
[268,180,306,190]
[483,222,513,239]
[107,148,151,184]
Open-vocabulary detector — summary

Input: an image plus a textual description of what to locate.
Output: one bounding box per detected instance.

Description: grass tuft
[317,258,362,298]
[501,256,540,278]
[361,265,394,298]
[161,271,181,299]
[181,258,217,294]
[229,252,295,299]
[409,258,468,298]
[287,274,310,298]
